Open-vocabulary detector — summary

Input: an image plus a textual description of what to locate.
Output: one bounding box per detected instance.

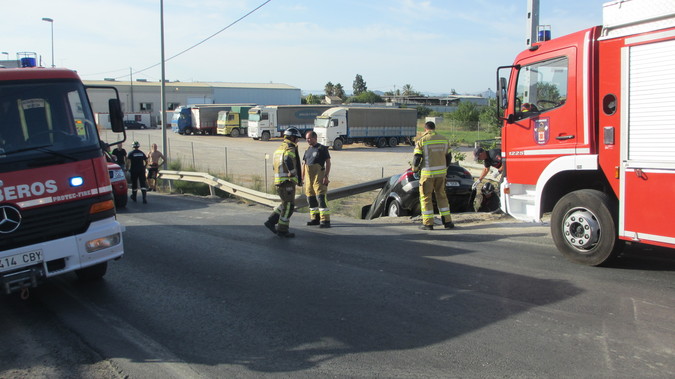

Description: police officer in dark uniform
[126,141,148,204]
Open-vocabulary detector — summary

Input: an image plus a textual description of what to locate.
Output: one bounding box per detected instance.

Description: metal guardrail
[158,170,388,209]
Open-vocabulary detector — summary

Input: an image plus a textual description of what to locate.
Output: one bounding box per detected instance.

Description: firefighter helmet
[284,127,302,138]
[132,141,140,148]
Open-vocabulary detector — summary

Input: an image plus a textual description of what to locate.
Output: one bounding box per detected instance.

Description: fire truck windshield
[0,80,99,158]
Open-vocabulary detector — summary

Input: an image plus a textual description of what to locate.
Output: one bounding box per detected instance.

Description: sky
[3,0,607,95]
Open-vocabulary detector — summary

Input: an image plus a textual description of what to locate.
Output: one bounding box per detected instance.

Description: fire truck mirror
[108,99,124,133]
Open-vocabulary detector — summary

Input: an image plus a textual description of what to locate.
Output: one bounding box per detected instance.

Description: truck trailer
[216,105,254,137]
[247,105,332,141]
[171,104,238,135]
[497,0,675,265]
[314,107,418,150]
[0,67,127,295]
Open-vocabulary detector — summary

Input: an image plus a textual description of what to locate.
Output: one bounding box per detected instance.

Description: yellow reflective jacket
[413,131,450,178]
[273,138,300,185]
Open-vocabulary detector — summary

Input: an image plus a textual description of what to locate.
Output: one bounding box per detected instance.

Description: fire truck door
[619,39,675,247]
[506,51,579,184]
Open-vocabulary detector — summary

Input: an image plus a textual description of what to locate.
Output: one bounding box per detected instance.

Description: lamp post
[41,17,54,67]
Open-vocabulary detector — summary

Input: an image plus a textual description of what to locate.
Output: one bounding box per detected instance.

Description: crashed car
[362,165,474,220]
[106,161,128,209]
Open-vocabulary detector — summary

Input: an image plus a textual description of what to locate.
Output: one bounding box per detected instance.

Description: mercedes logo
[0,205,22,234]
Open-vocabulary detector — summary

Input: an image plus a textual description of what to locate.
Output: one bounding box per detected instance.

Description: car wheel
[551,190,624,266]
[230,128,240,137]
[376,138,387,148]
[388,137,398,147]
[261,131,271,141]
[387,199,403,217]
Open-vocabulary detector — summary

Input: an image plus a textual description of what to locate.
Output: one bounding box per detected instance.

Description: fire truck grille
[0,199,94,251]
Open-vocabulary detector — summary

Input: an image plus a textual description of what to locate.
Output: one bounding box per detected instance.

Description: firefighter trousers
[304,164,330,223]
[270,180,297,233]
[419,175,451,227]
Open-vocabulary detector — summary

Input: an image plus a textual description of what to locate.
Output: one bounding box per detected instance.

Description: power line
[115,0,272,80]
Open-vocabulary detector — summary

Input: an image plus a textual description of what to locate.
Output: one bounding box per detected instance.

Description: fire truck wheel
[551,189,624,266]
[75,262,108,281]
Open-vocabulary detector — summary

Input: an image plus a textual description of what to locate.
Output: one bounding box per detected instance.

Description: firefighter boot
[130,191,137,202]
[264,213,280,235]
[307,213,320,226]
[319,221,331,228]
[276,230,296,238]
[142,190,147,204]
[442,216,454,229]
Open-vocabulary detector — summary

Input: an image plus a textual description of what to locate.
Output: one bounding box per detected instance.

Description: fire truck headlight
[85,233,121,253]
[70,176,84,187]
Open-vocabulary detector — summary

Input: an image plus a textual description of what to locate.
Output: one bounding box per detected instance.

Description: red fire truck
[497,0,675,265]
[0,67,126,295]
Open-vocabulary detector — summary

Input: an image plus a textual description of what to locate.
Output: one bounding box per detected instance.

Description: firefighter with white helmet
[264,127,303,237]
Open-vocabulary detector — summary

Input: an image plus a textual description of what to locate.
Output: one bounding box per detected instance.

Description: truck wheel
[75,262,108,281]
[262,131,271,141]
[230,128,240,138]
[388,137,398,147]
[333,138,343,150]
[550,189,624,266]
[376,138,387,148]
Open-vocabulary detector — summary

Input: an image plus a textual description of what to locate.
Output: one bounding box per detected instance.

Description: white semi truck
[247,105,332,141]
[314,107,418,150]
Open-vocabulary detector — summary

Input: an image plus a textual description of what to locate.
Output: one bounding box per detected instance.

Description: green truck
[216,105,254,137]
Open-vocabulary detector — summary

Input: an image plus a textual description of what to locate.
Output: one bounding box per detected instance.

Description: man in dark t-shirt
[126,141,148,204]
[302,131,332,228]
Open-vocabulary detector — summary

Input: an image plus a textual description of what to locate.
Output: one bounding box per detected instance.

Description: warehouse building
[84,79,301,127]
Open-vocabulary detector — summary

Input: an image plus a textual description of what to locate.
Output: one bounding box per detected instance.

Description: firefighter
[473,147,503,189]
[412,121,453,230]
[302,130,331,228]
[126,141,148,204]
[264,127,303,238]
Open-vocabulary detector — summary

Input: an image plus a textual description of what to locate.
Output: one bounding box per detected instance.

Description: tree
[333,83,345,99]
[402,84,419,96]
[324,82,334,97]
[305,94,322,104]
[346,91,383,104]
[448,101,480,122]
[353,74,367,96]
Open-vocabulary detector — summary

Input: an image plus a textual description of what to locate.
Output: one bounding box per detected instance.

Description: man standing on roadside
[147,143,166,192]
[412,121,453,230]
[111,143,127,169]
[302,130,332,228]
[264,127,303,238]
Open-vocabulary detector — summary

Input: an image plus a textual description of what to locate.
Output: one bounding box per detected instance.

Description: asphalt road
[1,194,674,378]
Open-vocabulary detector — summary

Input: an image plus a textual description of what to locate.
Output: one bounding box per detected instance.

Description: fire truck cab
[497,0,675,265]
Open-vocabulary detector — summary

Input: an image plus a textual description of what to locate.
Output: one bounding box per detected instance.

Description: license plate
[446,181,460,187]
[0,249,43,273]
